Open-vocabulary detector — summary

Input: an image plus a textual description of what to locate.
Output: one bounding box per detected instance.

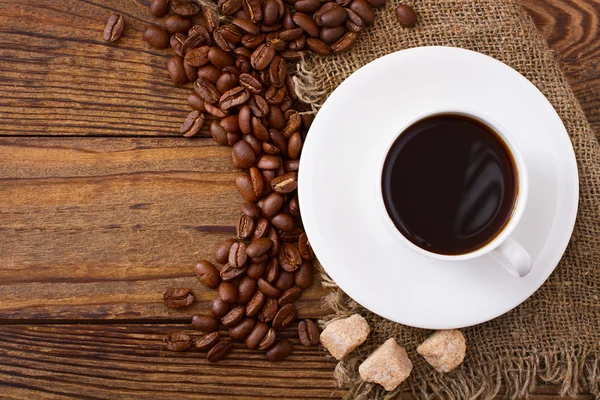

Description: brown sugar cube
[358,338,413,391]
[417,329,466,373]
[319,314,370,360]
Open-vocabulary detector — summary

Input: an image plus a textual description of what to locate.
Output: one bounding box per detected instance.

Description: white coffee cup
[378,109,532,277]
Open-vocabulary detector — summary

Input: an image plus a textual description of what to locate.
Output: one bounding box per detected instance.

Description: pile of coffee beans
[104,0,416,363]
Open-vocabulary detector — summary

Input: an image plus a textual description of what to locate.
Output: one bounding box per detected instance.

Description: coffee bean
[249,95,270,117]
[268,227,281,256]
[172,0,200,15]
[194,332,220,351]
[228,317,255,341]
[272,303,297,329]
[292,12,320,37]
[207,341,232,362]
[217,115,238,134]
[191,314,219,332]
[345,8,364,32]
[258,328,277,350]
[184,46,210,68]
[166,56,187,85]
[251,253,269,264]
[366,0,386,7]
[213,27,237,51]
[236,173,260,202]
[246,237,273,258]
[209,119,228,145]
[229,241,248,268]
[306,37,332,56]
[235,108,251,137]
[216,73,237,95]
[262,0,280,25]
[298,319,320,346]
[260,23,284,33]
[165,15,192,34]
[319,5,348,28]
[258,297,279,322]
[194,77,221,104]
[287,196,300,217]
[268,130,288,156]
[350,0,374,25]
[280,50,305,61]
[240,202,262,218]
[237,276,257,304]
[239,73,263,93]
[298,233,313,260]
[170,33,187,56]
[295,260,313,289]
[275,269,295,292]
[266,56,286,88]
[319,26,345,44]
[103,13,124,43]
[248,167,264,197]
[221,305,246,327]
[395,4,417,27]
[229,18,258,36]
[164,332,192,351]
[199,7,217,32]
[265,257,280,283]
[163,288,194,308]
[218,281,238,303]
[258,278,282,298]
[247,260,268,279]
[242,34,266,49]
[279,243,303,272]
[220,263,247,281]
[278,28,302,42]
[278,286,303,306]
[180,109,204,137]
[266,339,293,361]
[144,24,169,48]
[184,63,198,81]
[220,86,251,110]
[266,33,286,51]
[232,140,257,169]
[206,102,231,119]
[218,0,242,15]
[265,86,286,105]
[197,65,221,83]
[183,26,211,52]
[331,31,357,53]
[255,155,280,170]
[282,112,301,138]
[245,321,269,349]
[212,297,231,317]
[246,291,267,316]
[284,159,300,172]
[262,169,276,195]
[295,0,320,12]
[150,0,170,17]
[252,217,271,240]
[195,260,221,288]
[280,227,303,242]
[271,212,296,232]
[251,44,276,70]
[237,213,256,240]
[247,117,268,141]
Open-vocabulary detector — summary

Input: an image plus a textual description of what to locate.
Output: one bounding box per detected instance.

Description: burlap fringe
[316,263,600,400]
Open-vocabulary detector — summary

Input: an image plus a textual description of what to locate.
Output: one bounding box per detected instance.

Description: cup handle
[490,237,532,277]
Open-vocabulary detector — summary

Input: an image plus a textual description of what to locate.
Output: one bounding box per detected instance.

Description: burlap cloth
[292,0,600,399]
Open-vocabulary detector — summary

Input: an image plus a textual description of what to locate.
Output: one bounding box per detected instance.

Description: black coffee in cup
[382,113,518,255]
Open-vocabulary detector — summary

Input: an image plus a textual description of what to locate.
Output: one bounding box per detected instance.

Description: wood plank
[0,137,328,320]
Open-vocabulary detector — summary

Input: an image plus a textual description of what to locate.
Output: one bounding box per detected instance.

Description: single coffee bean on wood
[266,339,293,361]
[144,24,170,48]
[395,4,417,27]
[258,328,277,350]
[298,319,320,346]
[212,297,231,318]
[164,332,192,351]
[180,109,204,137]
[194,332,220,351]
[103,13,124,42]
[221,305,246,327]
[207,341,232,362]
[218,281,238,303]
[163,288,194,308]
[191,314,219,332]
[194,260,221,288]
[272,303,298,329]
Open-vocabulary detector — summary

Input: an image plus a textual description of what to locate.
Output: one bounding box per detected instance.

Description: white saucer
[298,47,579,329]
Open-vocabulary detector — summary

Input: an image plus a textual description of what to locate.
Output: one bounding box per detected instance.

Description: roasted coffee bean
[220,264,247,281]
[182,27,211,52]
[278,286,303,305]
[232,140,256,168]
[207,341,232,362]
[219,0,243,15]
[144,24,169,48]
[171,33,187,56]
[318,5,347,28]
[229,317,256,340]
[237,213,256,240]
[202,7,219,32]
[197,65,221,83]
[237,276,257,304]
[243,0,263,22]
[180,109,204,137]
[279,243,303,272]
[184,63,198,81]
[269,129,288,155]
[331,31,357,52]
[235,7,251,19]
[194,77,221,104]
[242,134,261,154]
[220,86,250,109]
[245,321,269,349]
[288,34,306,51]
[262,169,276,194]
[271,172,298,194]
[220,115,240,133]
[150,0,170,17]
[292,12,320,37]
[246,290,267,316]
[247,259,268,279]
[168,56,188,85]
[252,217,271,240]
[295,0,321,12]
[266,33,286,51]
[260,192,284,217]
[191,314,219,332]
[295,260,313,288]
[184,46,210,67]
[218,281,238,303]
[319,26,345,44]
[282,7,295,29]
[249,167,264,197]
[395,4,417,27]
[268,227,281,256]
[247,117,268,141]
[258,297,279,321]
[164,332,192,351]
[280,227,303,242]
[249,95,270,117]
[251,44,276,70]
[280,50,305,61]
[272,303,297,329]
[103,13,124,42]
[366,0,385,7]
[262,0,280,25]
[194,332,220,351]
[212,297,231,317]
[301,113,313,129]
[239,73,263,93]
[268,56,287,87]
[265,257,280,283]
[165,15,192,34]
[279,28,304,41]
[266,339,293,361]
[215,239,236,265]
[258,328,277,350]
[240,202,261,218]
[282,112,301,138]
[237,57,252,73]
[275,269,295,292]
[288,196,300,217]
[220,25,244,46]
[206,48,234,71]
[258,278,281,298]
[242,34,266,49]
[257,154,281,170]
[266,107,285,131]
[284,159,300,172]
[298,233,313,260]
[206,103,231,119]
[265,85,286,105]
[210,119,228,145]
[231,18,259,35]
[252,255,269,264]
[172,0,200,15]
[280,95,293,113]
[298,319,320,346]
[195,260,221,288]
[237,106,252,136]
[213,27,237,51]
[221,305,245,327]
[246,237,273,258]
[345,8,364,32]
[163,288,194,308]
[260,23,283,33]
[350,0,374,25]
[236,173,260,202]
[230,238,250,267]
[306,37,331,56]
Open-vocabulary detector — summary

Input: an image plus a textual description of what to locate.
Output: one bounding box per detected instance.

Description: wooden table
[0,1,597,398]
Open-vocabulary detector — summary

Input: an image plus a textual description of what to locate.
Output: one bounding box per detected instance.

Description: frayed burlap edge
[316,262,600,400]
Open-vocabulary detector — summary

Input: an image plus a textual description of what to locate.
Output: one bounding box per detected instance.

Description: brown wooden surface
[0,0,598,398]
